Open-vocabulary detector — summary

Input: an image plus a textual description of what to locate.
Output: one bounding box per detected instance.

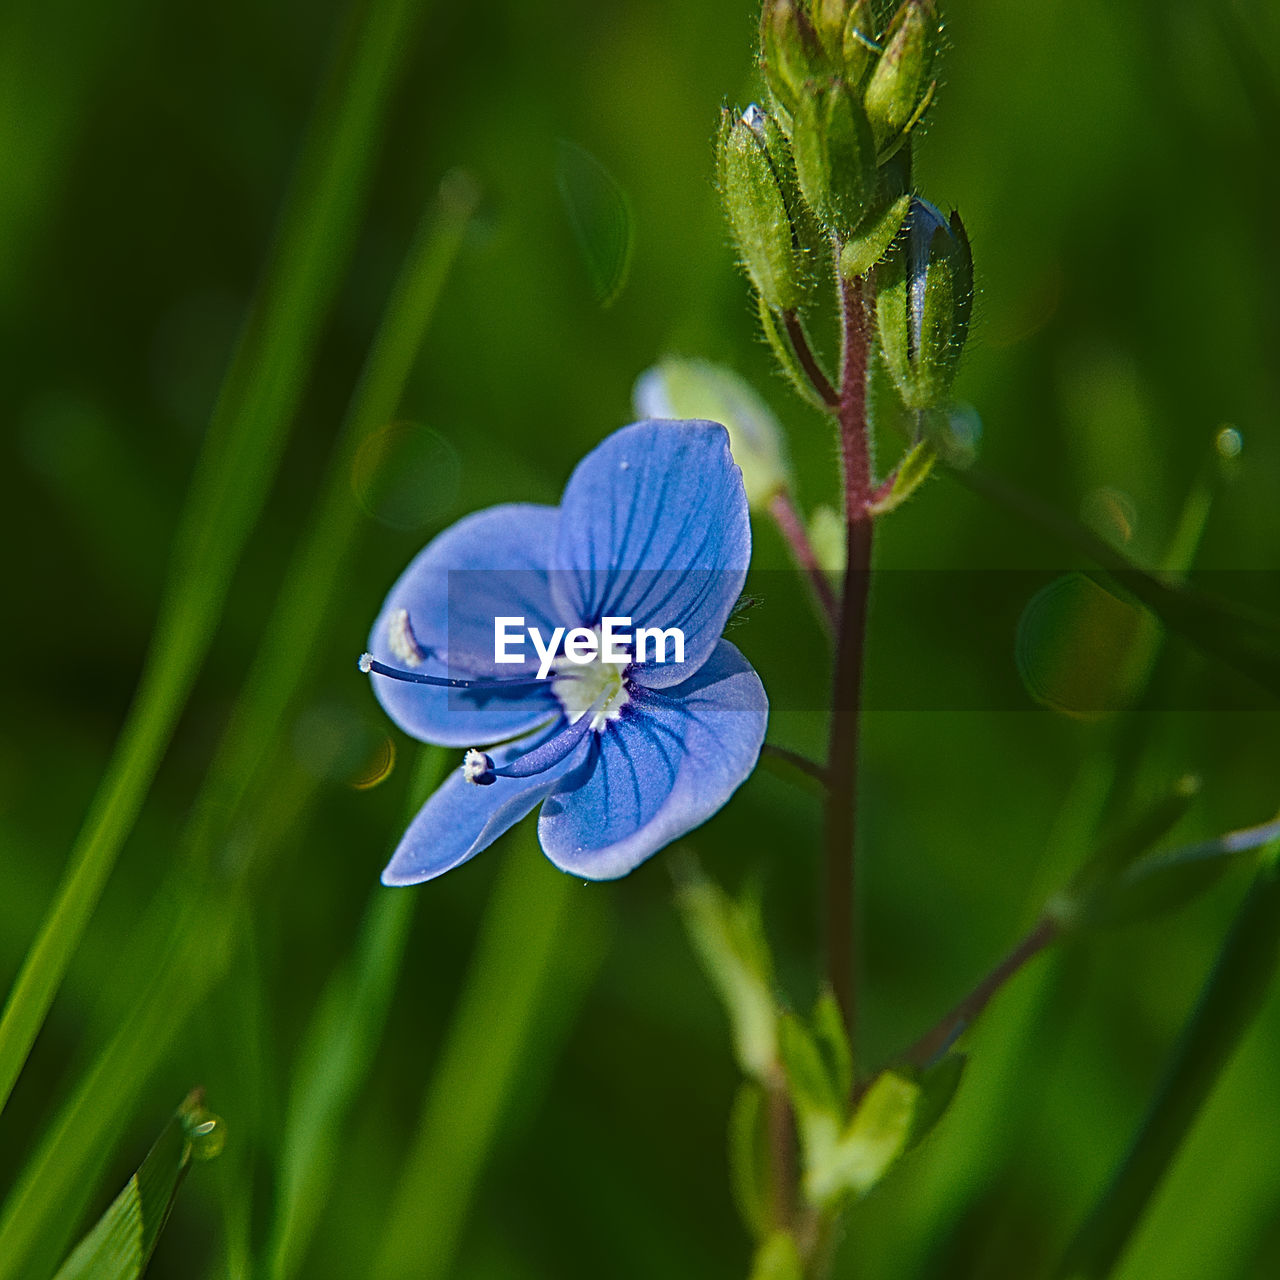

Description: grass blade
[0,0,427,1117]
[52,1091,223,1280]
[0,162,476,1277]
[1056,841,1280,1279]
[372,837,609,1280]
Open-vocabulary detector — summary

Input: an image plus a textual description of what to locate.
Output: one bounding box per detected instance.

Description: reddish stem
[782,310,840,408]
[824,274,875,1059]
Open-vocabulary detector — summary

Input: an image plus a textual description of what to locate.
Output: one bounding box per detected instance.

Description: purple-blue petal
[550,421,751,689]
[367,503,562,747]
[537,640,767,879]
[382,727,588,885]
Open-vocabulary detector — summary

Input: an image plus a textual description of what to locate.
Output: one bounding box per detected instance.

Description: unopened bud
[760,0,827,112]
[876,197,973,409]
[791,83,876,237]
[717,107,803,312]
[633,359,791,510]
[811,0,850,61]
[863,0,938,154]
[841,0,880,86]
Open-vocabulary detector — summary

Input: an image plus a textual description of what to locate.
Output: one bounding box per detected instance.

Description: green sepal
[792,83,876,237]
[750,1232,805,1280]
[811,0,850,61]
[805,1070,920,1207]
[718,109,803,312]
[840,191,911,278]
[676,865,779,1081]
[868,438,936,515]
[729,1082,774,1241]
[842,1,881,86]
[864,0,938,153]
[759,297,833,411]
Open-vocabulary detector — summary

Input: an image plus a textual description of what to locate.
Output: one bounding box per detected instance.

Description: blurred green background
[2,0,1279,1277]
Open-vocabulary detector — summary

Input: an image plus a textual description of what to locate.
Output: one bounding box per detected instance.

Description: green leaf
[53,1092,222,1280]
[749,1231,805,1280]
[729,1083,773,1241]
[1077,815,1280,932]
[811,990,854,1103]
[905,1053,966,1151]
[779,1013,842,1125]
[805,1070,921,1207]
[677,867,779,1081]
[868,439,936,515]
[758,297,833,411]
[556,139,634,307]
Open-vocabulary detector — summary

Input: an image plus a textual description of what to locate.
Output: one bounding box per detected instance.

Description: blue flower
[362,420,769,884]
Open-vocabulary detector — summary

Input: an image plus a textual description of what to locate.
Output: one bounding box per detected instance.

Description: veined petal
[382,726,587,886]
[368,503,562,747]
[551,421,751,688]
[537,641,767,879]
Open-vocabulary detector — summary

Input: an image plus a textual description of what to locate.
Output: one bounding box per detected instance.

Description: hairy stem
[825,273,874,1063]
[782,310,840,408]
[767,490,839,631]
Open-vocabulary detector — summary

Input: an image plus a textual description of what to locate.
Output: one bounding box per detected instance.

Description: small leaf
[729,1082,773,1241]
[868,439,936,515]
[53,1091,221,1280]
[805,1070,920,1207]
[840,191,911,278]
[811,990,853,1103]
[676,865,778,1080]
[778,1013,842,1124]
[556,140,633,307]
[750,1231,805,1280]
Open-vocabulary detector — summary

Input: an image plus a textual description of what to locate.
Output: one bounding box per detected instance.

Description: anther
[463,748,495,785]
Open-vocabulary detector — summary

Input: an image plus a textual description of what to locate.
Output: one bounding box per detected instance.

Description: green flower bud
[863,0,938,154]
[876,197,973,409]
[791,83,876,237]
[634,358,791,510]
[760,0,826,112]
[811,0,850,60]
[717,106,803,312]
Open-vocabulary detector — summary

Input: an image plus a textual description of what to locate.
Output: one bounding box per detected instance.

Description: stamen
[487,710,596,779]
[358,654,549,691]
[463,748,495,785]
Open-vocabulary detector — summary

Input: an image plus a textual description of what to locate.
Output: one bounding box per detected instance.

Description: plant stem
[782,310,840,408]
[767,490,839,631]
[824,273,874,1063]
[761,743,830,788]
[902,916,1061,1068]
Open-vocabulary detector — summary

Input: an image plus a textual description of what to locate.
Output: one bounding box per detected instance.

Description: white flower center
[551,629,630,731]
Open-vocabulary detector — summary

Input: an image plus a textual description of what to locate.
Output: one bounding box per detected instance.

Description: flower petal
[537,640,767,879]
[551,420,751,688]
[382,727,588,885]
[368,503,562,747]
